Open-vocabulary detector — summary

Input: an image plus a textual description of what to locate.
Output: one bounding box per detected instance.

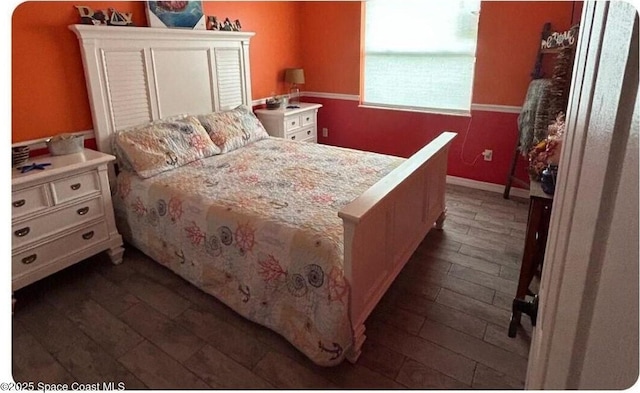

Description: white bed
[70,24,456,364]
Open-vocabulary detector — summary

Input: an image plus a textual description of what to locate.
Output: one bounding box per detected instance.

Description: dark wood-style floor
[11,184,533,389]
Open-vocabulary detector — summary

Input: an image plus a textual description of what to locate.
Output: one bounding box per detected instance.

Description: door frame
[526,1,639,388]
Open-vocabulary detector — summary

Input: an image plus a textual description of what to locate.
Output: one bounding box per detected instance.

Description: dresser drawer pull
[307,130,311,135]
[70,183,82,191]
[14,227,30,237]
[13,199,26,208]
[77,206,90,216]
[21,254,37,265]
[82,231,95,240]
[305,117,311,122]
[291,135,296,140]
[291,121,296,126]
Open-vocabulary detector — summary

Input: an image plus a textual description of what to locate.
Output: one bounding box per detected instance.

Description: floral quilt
[113,137,404,365]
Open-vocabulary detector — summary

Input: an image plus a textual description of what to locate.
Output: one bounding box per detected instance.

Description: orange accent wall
[201,2,303,98]
[298,2,362,95]
[12,2,147,143]
[473,1,579,106]
[12,1,301,143]
[298,1,580,106]
[12,1,580,143]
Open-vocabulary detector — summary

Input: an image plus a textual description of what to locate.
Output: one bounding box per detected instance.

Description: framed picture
[146,1,206,29]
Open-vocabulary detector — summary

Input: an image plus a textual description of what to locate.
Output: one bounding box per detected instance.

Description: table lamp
[285,68,305,104]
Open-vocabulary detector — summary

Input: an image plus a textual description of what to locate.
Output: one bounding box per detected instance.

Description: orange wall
[12,1,301,142]
[473,1,579,105]
[12,2,146,143]
[299,1,580,106]
[299,2,362,95]
[12,1,580,142]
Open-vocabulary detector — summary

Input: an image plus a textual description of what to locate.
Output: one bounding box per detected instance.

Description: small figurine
[221,18,233,31]
[206,16,219,30]
[75,5,133,26]
[17,162,51,173]
[109,8,133,26]
[233,19,242,31]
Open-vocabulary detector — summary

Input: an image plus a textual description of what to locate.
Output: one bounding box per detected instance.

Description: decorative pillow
[196,105,270,153]
[111,114,194,173]
[113,115,220,178]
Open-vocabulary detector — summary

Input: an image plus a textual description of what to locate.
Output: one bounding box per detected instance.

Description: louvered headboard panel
[70,25,254,154]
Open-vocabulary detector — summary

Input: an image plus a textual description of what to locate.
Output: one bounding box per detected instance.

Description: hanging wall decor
[540,24,579,51]
[146,1,205,29]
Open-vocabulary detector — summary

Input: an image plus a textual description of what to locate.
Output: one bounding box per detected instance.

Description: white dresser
[12,149,124,293]
[255,102,322,143]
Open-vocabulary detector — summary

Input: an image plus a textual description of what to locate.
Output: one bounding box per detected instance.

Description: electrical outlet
[322,128,328,137]
[483,149,493,161]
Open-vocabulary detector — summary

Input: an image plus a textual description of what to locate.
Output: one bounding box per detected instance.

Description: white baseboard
[446,175,529,199]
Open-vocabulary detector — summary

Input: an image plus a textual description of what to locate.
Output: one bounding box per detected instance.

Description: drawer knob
[307,130,311,135]
[21,254,37,265]
[70,183,82,191]
[77,206,90,216]
[291,121,296,125]
[14,227,30,237]
[12,199,25,208]
[82,231,95,240]
[306,117,310,121]
[291,135,296,140]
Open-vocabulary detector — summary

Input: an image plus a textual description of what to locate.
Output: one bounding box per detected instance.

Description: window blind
[363,0,481,115]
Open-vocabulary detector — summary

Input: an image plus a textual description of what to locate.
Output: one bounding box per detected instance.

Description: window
[362,0,481,115]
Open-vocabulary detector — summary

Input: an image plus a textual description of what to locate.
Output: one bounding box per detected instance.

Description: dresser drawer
[284,115,301,132]
[12,185,51,219]
[12,220,109,277]
[287,127,316,142]
[12,196,104,249]
[301,112,315,126]
[51,171,101,204]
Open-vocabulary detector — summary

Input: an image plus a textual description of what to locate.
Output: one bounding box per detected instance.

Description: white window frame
[360,0,481,116]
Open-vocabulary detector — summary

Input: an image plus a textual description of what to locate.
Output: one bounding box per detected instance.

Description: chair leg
[504,142,521,199]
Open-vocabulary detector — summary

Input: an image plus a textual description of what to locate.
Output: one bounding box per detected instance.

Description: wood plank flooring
[11,184,533,389]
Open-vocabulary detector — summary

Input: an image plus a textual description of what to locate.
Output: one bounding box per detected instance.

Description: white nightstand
[11,149,124,295]
[255,102,322,143]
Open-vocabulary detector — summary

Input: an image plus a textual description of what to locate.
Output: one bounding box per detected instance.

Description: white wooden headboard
[69,24,254,154]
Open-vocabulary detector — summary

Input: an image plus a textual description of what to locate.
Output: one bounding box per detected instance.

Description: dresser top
[254,102,322,117]
[530,180,554,200]
[12,149,115,187]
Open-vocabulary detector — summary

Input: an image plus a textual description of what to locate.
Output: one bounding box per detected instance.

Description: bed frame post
[345,323,366,363]
[435,207,448,230]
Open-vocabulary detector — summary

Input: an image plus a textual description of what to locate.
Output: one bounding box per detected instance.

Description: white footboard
[338,131,456,361]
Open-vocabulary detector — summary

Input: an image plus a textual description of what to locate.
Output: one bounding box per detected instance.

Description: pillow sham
[196,105,270,153]
[113,115,220,178]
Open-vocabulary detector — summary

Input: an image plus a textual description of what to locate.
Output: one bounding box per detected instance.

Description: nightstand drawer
[12,220,109,277]
[301,112,315,126]
[12,196,104,249]
[288,127,315,142]
[51,171,101,204]
[285,116,301,131]
[12,185,51,219]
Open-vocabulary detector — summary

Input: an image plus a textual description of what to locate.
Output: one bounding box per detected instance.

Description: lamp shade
[285,68,305,84]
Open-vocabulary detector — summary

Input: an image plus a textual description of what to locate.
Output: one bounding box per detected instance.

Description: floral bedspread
[113,137,404,365]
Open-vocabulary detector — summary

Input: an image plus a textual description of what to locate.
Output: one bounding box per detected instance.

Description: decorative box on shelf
[255,102,322,143]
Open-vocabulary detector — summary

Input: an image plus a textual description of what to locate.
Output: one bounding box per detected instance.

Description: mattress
[113,137,404,365]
